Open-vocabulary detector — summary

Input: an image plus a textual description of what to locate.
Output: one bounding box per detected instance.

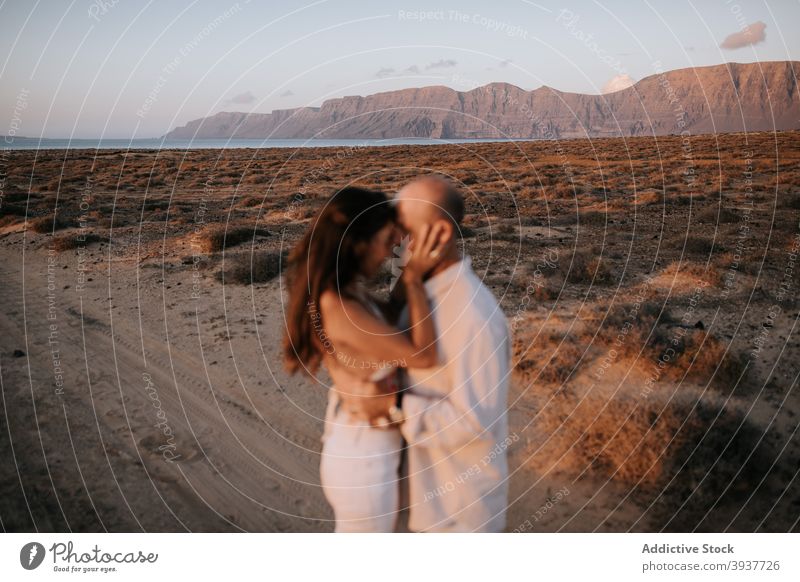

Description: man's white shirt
[399,255,511,532]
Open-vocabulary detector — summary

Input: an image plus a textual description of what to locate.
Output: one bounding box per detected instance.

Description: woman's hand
[403,223,447,281]
[316,221,445,371]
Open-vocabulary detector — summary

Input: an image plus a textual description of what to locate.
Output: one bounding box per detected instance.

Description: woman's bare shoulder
[318,288,339,312]
[319,288,365,322]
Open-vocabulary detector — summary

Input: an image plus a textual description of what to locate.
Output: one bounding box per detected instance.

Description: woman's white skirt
[320,390,403,532]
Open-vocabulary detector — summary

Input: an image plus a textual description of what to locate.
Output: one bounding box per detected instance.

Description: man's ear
[435,218,455,245]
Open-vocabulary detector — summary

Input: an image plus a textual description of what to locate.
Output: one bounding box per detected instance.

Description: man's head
[395,176,464,254]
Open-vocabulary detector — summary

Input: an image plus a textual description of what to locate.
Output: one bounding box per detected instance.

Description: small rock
[694,320,705,330]
[12,349,25,358]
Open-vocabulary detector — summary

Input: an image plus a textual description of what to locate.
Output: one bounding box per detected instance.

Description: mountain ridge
[164,61,800,140]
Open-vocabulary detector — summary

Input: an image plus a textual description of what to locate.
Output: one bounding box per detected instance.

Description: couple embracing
[283,177,511,532]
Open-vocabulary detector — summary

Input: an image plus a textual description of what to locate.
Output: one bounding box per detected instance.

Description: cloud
[426,59,457,70]
[602,74,636,94]
[720,21,766,49]
[279,89,294,97]
[403,65,420,74]
[375,67,395,77]
[225,91,256,105]
[498,58,512,68]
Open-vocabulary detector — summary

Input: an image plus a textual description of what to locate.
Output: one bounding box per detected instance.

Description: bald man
[388,176,511,532]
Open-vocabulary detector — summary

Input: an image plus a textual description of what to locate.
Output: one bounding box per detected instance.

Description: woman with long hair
[283,186,445,532]
[284,187,446,532]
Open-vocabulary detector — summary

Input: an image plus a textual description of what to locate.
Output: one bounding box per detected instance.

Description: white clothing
[399,256,511,532]
[319,291,403,533]
[320,390,403,532]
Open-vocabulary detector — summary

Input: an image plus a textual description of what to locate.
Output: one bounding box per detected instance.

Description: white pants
[320,391,403,532]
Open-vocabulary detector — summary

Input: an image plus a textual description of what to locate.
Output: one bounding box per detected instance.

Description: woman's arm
[398,267,436,365]
[320,223,445,370]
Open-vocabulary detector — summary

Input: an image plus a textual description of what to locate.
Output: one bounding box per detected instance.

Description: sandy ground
[2,134,799,532]
[0,242,330,531]
[2,241,639,532]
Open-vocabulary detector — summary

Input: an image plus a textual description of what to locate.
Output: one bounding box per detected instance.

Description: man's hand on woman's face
[404,222,448,279]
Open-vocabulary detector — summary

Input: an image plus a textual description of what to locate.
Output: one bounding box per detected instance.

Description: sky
[1,0,798,138]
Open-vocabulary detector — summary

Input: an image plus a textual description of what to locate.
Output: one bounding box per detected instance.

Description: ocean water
[3,137,539,150]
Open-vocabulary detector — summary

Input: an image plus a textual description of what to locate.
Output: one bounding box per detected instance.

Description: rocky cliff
[164,61,800,140]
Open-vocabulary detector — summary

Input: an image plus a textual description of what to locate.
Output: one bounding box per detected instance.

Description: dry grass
[3,132,796,531]
[657,259,723,289]
[598,298,749,390]
[648,327,750,390]
[513,330,585,385]
[0,215,22,228]
[678,235,718,256]
[217,250,286,285]
[27,214,71,234]
[696,205,741,224]
[555,247,616,285]
[527,379,768,523]
[193,224,272,253]
[50,232,106,252]
[514,296,749,397]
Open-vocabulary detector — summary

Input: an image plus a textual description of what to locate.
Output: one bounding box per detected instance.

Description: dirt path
[0,242,331,532]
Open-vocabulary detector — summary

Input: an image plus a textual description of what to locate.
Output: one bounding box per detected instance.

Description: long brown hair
[283,186,396,376]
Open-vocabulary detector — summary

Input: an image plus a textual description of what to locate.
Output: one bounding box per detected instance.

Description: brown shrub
[194,224,272,253]
[679,235,717,256]
[217,250,286,285]
[556,247,615,285]
[27,214,71,233]
[457,225,477,238]
[578,210,608,226]
[237,196,264,208]
[597,298,747,390]
[0,202,28,217]
[549,183,576,199]
[529,383,677,486]
[462,213,486,228]
[666,195,693,206]
[0,215,22,228]
[491,222,518,241]
[660,259,722,287]
[497,222,517,235]
[697,205,741,224]
[778,193,800,210]
[527,381,767,514]
[647,327,750,391]
[51,232,106,252]
[512,332,585,385]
